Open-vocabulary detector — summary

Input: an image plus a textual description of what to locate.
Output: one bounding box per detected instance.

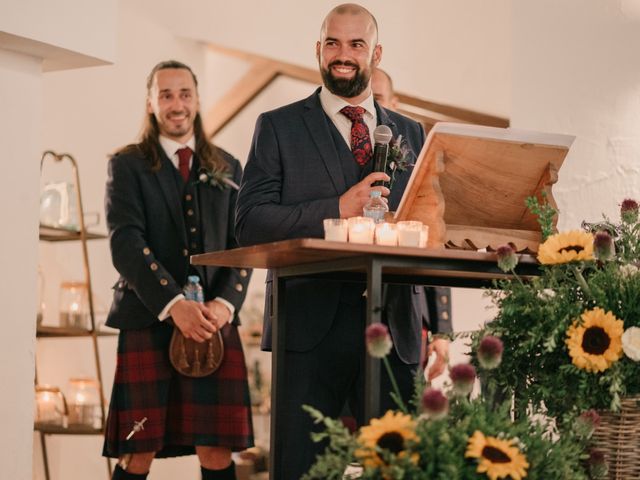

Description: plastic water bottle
[363,190,388,223]
[183,275,204,303]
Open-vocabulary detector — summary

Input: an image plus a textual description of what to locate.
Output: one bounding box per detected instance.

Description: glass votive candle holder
[35,385,67,428]
[375,222,398,246]
[67,377,102,428]
[419,225,430,248]
[397,220,423,247]
[323,218,348,242]
[59,281,89,329]
[347,217,375,244]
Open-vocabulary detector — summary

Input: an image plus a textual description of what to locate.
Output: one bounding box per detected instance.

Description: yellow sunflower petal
[566,307,624,372]
[537,230,594,265]
[355,410,418,468]
[466,430,529,480]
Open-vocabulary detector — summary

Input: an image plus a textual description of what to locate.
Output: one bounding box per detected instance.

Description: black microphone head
[373,125,393,145]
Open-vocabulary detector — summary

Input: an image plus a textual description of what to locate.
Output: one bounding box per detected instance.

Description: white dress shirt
[319,86,377,149]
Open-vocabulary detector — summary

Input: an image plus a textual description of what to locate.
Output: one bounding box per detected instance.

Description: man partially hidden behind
[371,67,453,368]
[236,4,448,478]
[102,60,253,480]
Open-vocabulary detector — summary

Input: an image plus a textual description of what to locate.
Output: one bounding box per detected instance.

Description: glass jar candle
[59,281,89,329]
[67,377,101,428]
[347,217,375,244]
[34,385,67,427]
[397,221,423,247]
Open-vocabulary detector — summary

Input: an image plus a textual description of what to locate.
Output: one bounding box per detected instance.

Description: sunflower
[537,230,595,265]
[465,430,529,480]
[566,307,624,372]
[355,410,418,469]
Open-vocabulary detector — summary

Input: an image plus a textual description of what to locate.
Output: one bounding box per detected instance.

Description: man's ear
[146,98,153,114]
[315,41,321,61]
[373,44,382,67]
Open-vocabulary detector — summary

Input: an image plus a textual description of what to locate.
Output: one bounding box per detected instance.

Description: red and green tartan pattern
[102,322,254,458]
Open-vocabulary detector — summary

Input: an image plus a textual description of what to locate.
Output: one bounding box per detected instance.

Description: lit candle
[348,217,375,244]
[323,218,348,242]
[397,221,423,247]
[419,225,430,248]
[375,222,398,246]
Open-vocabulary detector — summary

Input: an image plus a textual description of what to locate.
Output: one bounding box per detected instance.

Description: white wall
[512,0,640,228]
[0,48,41,480]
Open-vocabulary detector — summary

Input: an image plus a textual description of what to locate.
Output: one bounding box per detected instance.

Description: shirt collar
[159,135,196,160]
[319,86,376,121]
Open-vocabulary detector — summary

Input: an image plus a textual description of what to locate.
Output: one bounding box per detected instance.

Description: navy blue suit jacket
[236,88,426,363]
[104,142,250,330]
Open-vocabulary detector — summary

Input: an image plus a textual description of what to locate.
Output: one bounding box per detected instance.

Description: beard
[320,60,372,98]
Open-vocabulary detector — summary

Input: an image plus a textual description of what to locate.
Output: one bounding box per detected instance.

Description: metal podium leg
[364,259,383,423]
[269,273,286,479]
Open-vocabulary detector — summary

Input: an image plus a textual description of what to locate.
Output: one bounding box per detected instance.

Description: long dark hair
[118,60,227,174]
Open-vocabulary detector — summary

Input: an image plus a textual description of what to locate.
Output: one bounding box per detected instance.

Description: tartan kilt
[102,321,254,458]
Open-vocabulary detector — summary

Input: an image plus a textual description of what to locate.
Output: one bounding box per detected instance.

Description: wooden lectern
[192,122,574,479]
[395,122,574,251]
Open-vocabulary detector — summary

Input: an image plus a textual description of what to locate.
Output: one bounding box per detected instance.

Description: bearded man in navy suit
[236,4,447,478]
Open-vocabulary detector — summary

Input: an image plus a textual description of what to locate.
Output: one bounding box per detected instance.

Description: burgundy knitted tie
[176,147,192,182]
[340,106,373,166]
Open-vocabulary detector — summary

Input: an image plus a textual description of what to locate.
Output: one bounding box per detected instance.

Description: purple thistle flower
[477,336,504,370]
[421,387,449,419]
[449,363,476,396]
[621,198,639,223]
[593,231,615,262]
[365,323,393,358]
[496,244,518,272]
[574,409,601,438]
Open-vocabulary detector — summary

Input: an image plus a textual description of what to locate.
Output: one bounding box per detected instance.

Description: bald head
[371,68,398,110]
[320,3,378,44]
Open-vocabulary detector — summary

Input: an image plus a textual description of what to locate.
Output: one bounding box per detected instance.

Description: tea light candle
[375,222,398,246]
[323,218,348,242]
[419,225,430,248]
[397,221,423,247]
[348,217,375,244]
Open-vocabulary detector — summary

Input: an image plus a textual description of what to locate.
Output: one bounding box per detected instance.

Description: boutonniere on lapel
[197,168,239,191]
[386,134,415,190]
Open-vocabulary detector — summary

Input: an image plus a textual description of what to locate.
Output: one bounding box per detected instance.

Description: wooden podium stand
[192,239,539,478]
[395,123,574,251]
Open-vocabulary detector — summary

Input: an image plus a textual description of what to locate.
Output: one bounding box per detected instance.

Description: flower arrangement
[473,197,640,422]
[386,135,415,191]
[197,167,239,190]
[302,325,595,479]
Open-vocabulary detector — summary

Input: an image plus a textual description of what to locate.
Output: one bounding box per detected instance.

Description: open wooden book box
[394,123,575,252]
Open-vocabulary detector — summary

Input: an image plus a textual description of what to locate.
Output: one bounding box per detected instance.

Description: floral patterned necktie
[176,147,193,182]
[340,106,373,166]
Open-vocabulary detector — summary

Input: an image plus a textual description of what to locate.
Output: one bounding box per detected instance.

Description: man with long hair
[236,4,439,478]
[102,60,253,480]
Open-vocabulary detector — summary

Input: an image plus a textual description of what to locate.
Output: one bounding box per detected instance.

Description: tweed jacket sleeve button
[441,311,449,321]
[235,283,244,292]
[183,249,189,257]
[160,278,168,286]
[239,269,248,278]
[150,263,158,271]
[440,295,448,304]
[143,247,151,255]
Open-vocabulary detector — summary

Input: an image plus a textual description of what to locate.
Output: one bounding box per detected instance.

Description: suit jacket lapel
[302,91,347,195]
[155,153,187,246]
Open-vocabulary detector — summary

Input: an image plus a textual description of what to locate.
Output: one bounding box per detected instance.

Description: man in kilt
[102,60,253,480]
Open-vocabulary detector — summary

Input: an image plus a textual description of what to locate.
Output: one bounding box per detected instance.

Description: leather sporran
[169,328,224,377]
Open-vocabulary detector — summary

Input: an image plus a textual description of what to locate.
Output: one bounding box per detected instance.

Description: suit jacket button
[185,194,192,201]
[183,249,189,257]
[190,227,197,233]
[143,247,151,255]
[187,209,194,216]
[235,283,243,292]
[150,263,158,271]
[160,278,168,286]
[239,269,248,278]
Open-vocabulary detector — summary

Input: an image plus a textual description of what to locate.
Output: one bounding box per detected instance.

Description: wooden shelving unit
[36,151,112,480]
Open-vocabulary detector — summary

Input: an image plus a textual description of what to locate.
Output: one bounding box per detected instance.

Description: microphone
[372,125,393,187]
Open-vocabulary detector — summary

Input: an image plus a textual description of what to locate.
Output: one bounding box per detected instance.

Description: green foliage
[525,193,557,241]
[472,200,640,422]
